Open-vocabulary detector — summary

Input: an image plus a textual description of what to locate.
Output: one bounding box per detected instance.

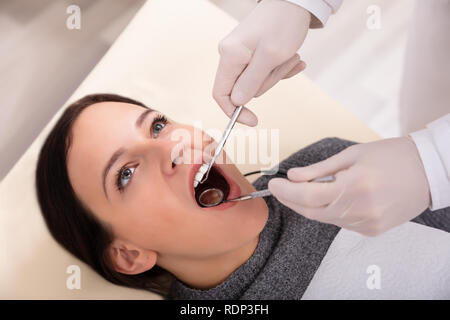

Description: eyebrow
[102,109,155,200]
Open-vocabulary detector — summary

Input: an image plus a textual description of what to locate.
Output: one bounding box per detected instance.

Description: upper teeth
[199,164,209,173]
[194,172,204,183]
[193,164,210,188]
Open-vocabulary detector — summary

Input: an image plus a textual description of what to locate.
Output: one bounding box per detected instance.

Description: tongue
[194,166,230,207]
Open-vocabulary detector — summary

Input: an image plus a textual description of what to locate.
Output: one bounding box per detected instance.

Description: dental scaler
[193,105,244,189]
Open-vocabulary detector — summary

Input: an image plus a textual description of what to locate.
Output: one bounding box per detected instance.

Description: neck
[160,234,261,290]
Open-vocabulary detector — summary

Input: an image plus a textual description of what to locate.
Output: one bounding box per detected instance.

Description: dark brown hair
[35,93,173,297]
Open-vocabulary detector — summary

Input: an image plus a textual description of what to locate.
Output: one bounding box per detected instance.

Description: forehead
[66,101,145,207]
[73,100,145,132]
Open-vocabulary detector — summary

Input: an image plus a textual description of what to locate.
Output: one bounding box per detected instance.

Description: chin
[231,196,269,238]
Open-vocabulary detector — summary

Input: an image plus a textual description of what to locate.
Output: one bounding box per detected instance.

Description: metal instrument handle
[224,175,335,202]
[200,105,244,184]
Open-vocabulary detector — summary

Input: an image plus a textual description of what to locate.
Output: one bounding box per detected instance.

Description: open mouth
[194,165,230,208]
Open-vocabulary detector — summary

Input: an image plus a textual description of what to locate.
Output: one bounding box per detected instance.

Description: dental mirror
[197,188,224,207]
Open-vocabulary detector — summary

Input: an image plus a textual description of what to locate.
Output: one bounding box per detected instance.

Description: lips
[189,162,241,210]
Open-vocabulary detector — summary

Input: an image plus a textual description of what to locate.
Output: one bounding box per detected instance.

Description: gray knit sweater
[168,138,450,300]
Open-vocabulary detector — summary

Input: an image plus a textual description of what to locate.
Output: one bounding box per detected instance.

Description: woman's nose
[144,126,211,175]
[160,139,192,176]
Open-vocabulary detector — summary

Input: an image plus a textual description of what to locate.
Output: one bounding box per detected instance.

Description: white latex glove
[268,137,432,237]
[213,0,311,126]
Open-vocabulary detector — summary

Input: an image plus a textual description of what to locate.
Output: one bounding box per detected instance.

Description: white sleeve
[409,114,450,211]
[284,0,343,28]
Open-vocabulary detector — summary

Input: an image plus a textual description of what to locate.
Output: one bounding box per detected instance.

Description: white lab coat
[284,0,450,210]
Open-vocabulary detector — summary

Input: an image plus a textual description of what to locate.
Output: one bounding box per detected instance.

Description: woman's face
[66,101,268,273]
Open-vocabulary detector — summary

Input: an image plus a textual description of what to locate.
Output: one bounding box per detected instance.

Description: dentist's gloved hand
[213,0,310,127]
[268,137,432,237]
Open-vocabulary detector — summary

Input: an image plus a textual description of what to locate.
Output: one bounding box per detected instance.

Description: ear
[108,239,157,275]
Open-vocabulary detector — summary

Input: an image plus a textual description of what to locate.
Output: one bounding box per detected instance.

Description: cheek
[111,193,189,248]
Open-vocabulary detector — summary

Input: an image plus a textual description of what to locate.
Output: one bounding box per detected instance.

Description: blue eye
[115,166,135,192]
[151,115,168,138]
[152,122,165,137]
